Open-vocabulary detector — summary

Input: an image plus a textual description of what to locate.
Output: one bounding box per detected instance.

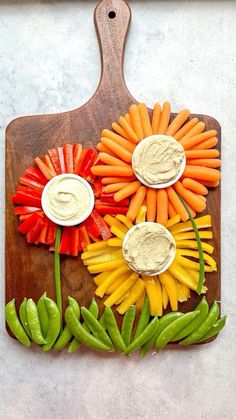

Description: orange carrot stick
[34,157,55,180]
[97,142,116,156]
[98,152,130,167]
[168,201,177,218]
[101,130,136,152]
[101,138,133,163]
[166,186,189,221]
[146,188,157,222]
[158,102,171,134]
[156,189,168,225]
[127,186,147,222]
[180,129,217,150]
[118,116,139,143]
[186,158,221,168]
[101,176,136,184]
[130,104,144,141]
[151,103,161,134]
[166,109,190,136]
[124,113,134,128]
[183,165,221,182]
[182,178,208,195]
[44,155,57,176]
[104,183,130,193]
[174,181,206,213]
[192,137,218,150]
[174,117,199,141]
[91,165,134,177]
[114,181,141,202]
[200,179,220,188]
[138,103,153,137]
[185,149,219,159]
[111,122,132,141]
[178,122,205,144]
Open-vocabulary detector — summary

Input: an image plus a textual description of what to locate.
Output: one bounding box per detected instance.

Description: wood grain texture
[5,0,221,343]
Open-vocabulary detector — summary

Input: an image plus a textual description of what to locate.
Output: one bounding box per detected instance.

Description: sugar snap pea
[180,301,220,345]
[5,299,31,347]
[54,297,80,351]
[37,292,48,338]
[134,296,150,339]
[65,306,110,351]
[27,298,46,345]
[194,315,227,343]
[42,297,61,352]
[156,311,200,351]
[171,297,209,341]
[81,307,113,348]
[121,305,136,346]
[19,298,32,339]
[123,317,159,355]
[104,306,126,352]
[99,312,106,330]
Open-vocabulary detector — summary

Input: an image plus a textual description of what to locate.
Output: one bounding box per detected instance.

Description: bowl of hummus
[42,174,94,226]
[122,222,176,276]
[132,134,186,188]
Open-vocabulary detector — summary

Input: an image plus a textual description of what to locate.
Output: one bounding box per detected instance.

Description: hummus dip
[132,135,185,185]
[44,175,91,223]
[123,222,176,276]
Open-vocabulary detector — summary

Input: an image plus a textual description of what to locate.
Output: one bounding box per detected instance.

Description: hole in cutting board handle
[108,11,116,19]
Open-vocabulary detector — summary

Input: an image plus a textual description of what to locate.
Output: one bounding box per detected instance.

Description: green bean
[19,298,32,339]
[134,295,150,339]
[140,311,183,357]
[27,299,46,345]
[121,305,136,346]
[171,297,209,341]
[104,306,126,352]
[180,301,220,344]
[54,226,62,329]
[65,306,110,351]
[195,316,227,343]
[54,297,80,351]
[156,311,200,351]
[123,317,159,356]
[5,299,31,347]
[81,307,113,348]
[37,292,48,338]
[42,297,61,352]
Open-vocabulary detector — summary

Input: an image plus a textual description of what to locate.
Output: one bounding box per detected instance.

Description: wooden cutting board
[5,0,221,340]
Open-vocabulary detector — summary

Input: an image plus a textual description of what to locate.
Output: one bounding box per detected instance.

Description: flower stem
[54,226,62,329]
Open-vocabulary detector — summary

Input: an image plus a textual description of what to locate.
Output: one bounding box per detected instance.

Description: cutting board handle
[94,0,131,94]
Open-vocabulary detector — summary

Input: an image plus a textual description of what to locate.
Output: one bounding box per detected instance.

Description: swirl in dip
[122,222,176,276]
[132,135,185,186]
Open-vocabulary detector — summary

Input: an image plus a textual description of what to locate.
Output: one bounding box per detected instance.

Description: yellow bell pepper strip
[168,261,200,292]
[186,268,205,284]
[107,237,123,247]
[95,265,131,297]
[145,277,159,316]
[82,246,115,260]
[117,279,146,314]
[104,272,139,307]
[159,271,178,311]
[116,214,133,229]
[86,240,109,252]
[169,215,212,235]
[176,240,214,254]
[106,273,130,295]
[88,259,126,274]
[176,250,217,272]
[103,214,128,233]
[166,214,181,228]
[83,249,123,266]
[135,292,145,312]
[135,205,147,224]
[174,231,213,240]
[155,276,163,317]
[175,281,189,302]
[93,271,111,286]
[162,285,169,309]
[115,292,129,306]
[110,225,126,240]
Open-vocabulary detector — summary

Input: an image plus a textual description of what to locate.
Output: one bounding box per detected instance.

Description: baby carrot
[103,183,130,193]
[192,137,218,150]
[156,189,168,225]
[174,117,199,141]
[138,103,153,137]
[102,130,136,152]
[183,165,221,182]
[101,176,136,184]
[34,157,55,180]
[91,165,134,177]
[151,103,161,134]
[158,101,171,134]
[130,104,144,141]
[185,149,219,159]
[112,122,132,141]
[174,181,206,213]
[168,201,177,218]
[97,142,116,156]
[127,186,147,222]
[98,152,130,167]
[118,116,139,143]
[182,178,208,195]
[146,188,157,222]
[179,121,205,144]
[180,129,216,150]
[200,180,220,188]
[166,109,190,136]
[124,113,133,128]
[166,187,189,221]
[101,138,133,163]
[114,181,141,202]
[186,159,221,168]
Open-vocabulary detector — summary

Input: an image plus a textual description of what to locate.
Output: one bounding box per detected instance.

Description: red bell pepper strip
[57,147,66,174]
[73,144,82,173]
[44,155,57,176]
[74,149,87,175]
[24,166,48,184]
[19,175,45,191]
[48,148,61,175]
[59,227,70,254]
[84,217,100,238]
[35,157,55,180]
[79,148,98,178]
[46,220,57,245]
[95,204,128,215]
[17,185,42,197]
[19,211,44,221]
[14,206,42,216]
[87,231,99,242]
[64,144,74,174]
[70,227,80,257]
[79,226,91,251]
[26,217,45,243]
[93,180,103,198]
[37,218,49,244]
[17,213,41,234]
[12,192,42,208]
[90,210,112,240]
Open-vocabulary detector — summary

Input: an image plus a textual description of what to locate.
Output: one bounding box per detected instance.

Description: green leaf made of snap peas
[5,299,31,348]
[194,315,226,343]
[178,195,205,294]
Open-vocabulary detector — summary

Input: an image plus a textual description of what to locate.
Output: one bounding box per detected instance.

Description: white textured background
[1,1,236,418]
